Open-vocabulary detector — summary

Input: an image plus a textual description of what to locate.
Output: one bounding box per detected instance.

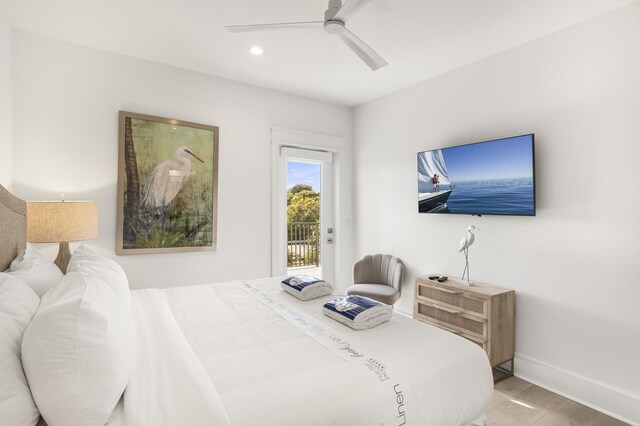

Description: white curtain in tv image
[417,134,535,215]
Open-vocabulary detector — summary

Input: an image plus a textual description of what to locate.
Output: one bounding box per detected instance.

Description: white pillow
[67,244,131,310]
[0,274,41,332]
[8,243,63,297]
[0,274,41,426]
[22,272,134,426]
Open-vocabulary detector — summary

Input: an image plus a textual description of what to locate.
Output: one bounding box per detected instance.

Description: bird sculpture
[458,225,480,284]
[142,146,204,209]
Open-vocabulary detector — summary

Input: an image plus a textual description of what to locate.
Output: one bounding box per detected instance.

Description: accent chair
[346,254,404,305]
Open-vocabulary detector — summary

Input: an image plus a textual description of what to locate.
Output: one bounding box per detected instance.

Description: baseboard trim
[514,353,640,425]
[395,308,411,318]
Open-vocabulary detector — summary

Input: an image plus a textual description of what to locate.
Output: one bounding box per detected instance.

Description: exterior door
[279,147,333,282]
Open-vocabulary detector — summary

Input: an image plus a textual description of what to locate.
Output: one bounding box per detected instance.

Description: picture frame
[116,111,219,254]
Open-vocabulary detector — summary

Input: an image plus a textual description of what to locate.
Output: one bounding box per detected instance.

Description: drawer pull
[430,303,462,314]
[431,285,462,295]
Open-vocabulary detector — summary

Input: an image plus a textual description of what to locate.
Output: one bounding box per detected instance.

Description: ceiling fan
[225,0,388,71]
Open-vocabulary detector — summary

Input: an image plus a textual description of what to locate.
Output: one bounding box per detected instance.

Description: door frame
[280,147,333,280]
[271,128,347,282]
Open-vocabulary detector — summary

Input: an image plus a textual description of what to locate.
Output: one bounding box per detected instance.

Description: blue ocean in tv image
[417,134,535,215]
[444,177,534,215]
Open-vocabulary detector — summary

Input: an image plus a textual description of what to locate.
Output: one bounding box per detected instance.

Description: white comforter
[112,277,493,426]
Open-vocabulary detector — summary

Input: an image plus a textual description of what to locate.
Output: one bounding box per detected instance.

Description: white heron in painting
[459,225,480,283]
[142,146,204,208]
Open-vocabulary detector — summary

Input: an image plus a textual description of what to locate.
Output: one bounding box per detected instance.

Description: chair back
[353,254,404,293]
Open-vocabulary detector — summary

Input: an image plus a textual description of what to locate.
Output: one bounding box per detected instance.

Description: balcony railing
[287,222,320,267]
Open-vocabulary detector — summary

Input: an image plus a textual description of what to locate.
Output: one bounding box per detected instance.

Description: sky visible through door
[287,162,321,191]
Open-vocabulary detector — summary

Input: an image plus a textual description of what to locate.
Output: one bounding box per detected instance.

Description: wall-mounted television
[417,134,535,216]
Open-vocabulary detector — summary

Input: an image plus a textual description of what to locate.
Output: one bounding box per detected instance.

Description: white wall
[0,5,12,188]
[12,31,352,289]
[353,3,640,424]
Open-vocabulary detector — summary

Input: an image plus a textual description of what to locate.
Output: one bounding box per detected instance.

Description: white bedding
[112,277,493,426]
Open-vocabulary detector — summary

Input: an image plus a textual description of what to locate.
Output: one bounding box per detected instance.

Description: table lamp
[26,199,98,273]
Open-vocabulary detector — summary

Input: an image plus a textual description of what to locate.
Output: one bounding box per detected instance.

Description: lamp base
[54,242,72,274]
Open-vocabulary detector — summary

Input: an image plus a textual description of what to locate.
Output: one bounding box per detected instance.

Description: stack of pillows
[0,244,134,426]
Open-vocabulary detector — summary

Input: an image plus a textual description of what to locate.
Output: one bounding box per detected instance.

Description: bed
[0,184,493,426]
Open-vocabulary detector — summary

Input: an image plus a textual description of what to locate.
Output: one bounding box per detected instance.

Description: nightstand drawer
[416,284,487,318]
[415,312,487,349]
[415,300,486,338]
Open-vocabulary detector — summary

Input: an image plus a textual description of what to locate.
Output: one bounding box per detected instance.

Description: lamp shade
[27,201,98,243]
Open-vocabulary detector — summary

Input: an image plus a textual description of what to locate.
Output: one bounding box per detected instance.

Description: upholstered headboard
[0,184,27,271]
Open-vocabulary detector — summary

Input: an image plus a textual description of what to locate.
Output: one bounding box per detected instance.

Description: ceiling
[3,0,636,106]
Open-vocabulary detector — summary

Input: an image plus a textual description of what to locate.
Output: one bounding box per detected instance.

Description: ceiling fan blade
[338,28,388,71]
[226,21,323,33]
[334,0,373,22]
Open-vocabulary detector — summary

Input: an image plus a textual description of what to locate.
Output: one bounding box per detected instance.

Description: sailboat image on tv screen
[418,150,454,213]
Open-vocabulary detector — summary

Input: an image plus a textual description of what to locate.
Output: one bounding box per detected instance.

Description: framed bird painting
[116,111,219,254]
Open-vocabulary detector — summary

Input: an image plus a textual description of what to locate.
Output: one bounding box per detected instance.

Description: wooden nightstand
[414,275,515,382]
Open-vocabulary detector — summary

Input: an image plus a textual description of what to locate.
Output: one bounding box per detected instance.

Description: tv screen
[417,134,535,216]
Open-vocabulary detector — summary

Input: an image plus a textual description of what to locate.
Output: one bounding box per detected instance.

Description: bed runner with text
[236,280,411,426]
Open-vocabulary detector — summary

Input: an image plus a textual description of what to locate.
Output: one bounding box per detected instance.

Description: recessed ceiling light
[249,46,263,56]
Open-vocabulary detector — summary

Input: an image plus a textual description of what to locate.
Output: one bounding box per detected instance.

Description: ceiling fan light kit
[323,20,345,36]
[225,0,388,71]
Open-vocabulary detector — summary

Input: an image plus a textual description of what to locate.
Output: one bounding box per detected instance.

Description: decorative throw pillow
[0,274,41,426]
[67,244,131,310]
[8,243,63,297]
[22,272,134,426]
